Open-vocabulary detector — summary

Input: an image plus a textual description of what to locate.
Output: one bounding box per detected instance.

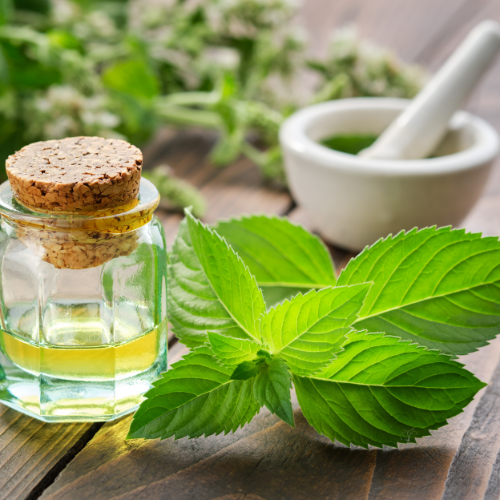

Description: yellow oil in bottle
[0,325,161,381]
[0,310,167,421]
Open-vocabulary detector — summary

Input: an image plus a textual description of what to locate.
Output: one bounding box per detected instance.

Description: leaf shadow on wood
[41,409,283,500]
[109,411,379,500]
[112,407,480,500]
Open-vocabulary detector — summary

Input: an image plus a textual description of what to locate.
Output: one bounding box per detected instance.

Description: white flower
[46,116,77,138]
[46,86,85,108]
[203,47,240,70]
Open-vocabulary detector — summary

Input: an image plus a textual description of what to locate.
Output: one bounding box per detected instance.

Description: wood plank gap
[484,447,500,499]
[281,198,297,217]
[441,355,500,500]
[25,423,104,500]
[167,335,178,350]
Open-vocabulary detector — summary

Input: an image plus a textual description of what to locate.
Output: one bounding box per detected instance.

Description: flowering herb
[128,212,497,448]
[0,0,427,187]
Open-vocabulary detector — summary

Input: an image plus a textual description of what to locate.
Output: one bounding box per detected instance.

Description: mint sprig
[131,213,494,448]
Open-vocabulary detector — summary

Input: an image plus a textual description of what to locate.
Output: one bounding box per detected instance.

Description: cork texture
[6,200,156,269]
[6,136,142,211]
[17,225,140,269]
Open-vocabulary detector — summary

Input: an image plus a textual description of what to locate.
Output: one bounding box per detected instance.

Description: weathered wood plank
[442,356,500,499]
[415,0,498,71]
[484,449,500,499]
[298,0,472,64]
[40,409,288,500]
[108,411,377,500]
[0,405,93,500]
[147,129,292,246]
[44,337,500,500]
[199,157,291,223]
[39,346,312,500]
[39,341,293,500]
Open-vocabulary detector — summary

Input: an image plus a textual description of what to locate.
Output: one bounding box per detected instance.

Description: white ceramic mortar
[280,98,499,251]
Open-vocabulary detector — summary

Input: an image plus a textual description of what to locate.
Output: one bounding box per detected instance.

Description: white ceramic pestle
[360,20,500,160]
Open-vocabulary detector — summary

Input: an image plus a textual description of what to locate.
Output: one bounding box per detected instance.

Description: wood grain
[108,411,377,500]
[441,353,500,499]
[40,409,287,500]
[0,405,92,500]
[145,129,292,245]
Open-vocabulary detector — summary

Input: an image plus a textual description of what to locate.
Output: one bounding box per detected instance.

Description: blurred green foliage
[0,0,427,198]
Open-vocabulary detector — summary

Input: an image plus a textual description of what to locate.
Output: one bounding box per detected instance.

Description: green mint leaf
[208,331,260,366]
[128,346,260,440]
[231,359,264,380]
[168,210,266,347]
[253,357,294,427]
[295,331,486,448]
[214,215,336,307]
[260,284,371,375]
[338,227,500,355]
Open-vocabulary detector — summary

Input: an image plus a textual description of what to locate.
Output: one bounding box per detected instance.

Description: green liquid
[320,134,378,155]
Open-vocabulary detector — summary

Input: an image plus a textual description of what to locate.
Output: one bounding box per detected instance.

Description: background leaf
[168,211,265,347]
[295,331,486,449]
[260,284,370,376]
[214,215,336,307]
[253,357,294,426]
[129,346,260,440]
[102,59,159,100]
[338,227,500,355]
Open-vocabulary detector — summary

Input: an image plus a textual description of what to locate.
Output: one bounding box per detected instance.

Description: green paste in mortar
[320,134,378,155]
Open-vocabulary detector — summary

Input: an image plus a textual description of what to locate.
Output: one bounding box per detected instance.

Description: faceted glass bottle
[0,179,167,422]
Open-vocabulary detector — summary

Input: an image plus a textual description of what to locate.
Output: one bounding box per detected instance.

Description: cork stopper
[6,136,142,212]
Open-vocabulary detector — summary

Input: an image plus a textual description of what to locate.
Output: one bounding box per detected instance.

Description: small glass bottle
[0,178,167,422]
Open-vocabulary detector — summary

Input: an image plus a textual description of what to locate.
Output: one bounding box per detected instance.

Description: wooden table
[3,1,500,498]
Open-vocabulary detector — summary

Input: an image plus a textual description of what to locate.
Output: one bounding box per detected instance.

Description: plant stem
[155,101,221,129]
[161,92,219,106]
[240,141,265,166]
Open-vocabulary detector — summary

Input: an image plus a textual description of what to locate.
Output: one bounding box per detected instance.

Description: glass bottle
[0,178,167,422]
